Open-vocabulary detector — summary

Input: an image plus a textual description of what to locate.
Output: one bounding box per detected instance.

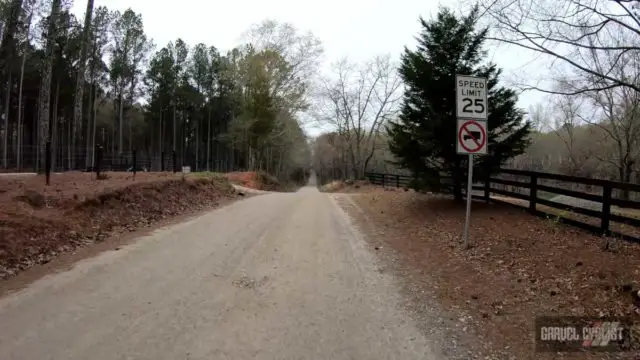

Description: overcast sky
[71,0,546,136]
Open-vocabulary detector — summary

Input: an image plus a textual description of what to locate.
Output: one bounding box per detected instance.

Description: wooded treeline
[0,0,315,181]
[313,1,640,195]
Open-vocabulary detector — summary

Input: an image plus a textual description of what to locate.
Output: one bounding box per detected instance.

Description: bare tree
[476,0,640,191]
[242,20,324,114]
[551,90,589,175]
[580,69,640,193]
[72,0,94,170]
[475,0,640,94]
[15,0,36,170]
[38,0,61,170]
[315,55,402,179]
[528,103,551,132]
[0,0,23,168]
[553,29,640,194]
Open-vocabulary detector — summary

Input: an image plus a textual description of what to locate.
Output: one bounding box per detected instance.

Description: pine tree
[387,6,531,200]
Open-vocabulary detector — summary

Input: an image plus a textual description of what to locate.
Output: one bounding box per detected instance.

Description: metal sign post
[455,74,489,249]
[463,154,473,249]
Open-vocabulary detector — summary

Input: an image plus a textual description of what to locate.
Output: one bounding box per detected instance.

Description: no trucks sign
[457,119,487,155]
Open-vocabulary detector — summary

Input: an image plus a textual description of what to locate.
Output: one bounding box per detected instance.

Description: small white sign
[456,75,488,120]
[182,166,191,174]
[457,119,487,155]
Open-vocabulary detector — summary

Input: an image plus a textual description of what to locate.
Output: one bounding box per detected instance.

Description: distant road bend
[0,173,440,360]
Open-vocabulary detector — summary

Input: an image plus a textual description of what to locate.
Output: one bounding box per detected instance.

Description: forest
[312,0,640,189]
[0,0,315,182]
[1,0,638,190]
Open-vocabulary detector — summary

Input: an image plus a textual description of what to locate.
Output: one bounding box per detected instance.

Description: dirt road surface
[0,176,441,360]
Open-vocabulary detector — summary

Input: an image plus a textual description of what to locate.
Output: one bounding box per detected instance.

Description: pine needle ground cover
[0,172,241,279]
[337,191,640,360]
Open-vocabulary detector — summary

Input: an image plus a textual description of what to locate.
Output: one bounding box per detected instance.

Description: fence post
[160,151,165,172]
[132,149,137,178]
[45,141,51,185]
[601,184,612,236]
[172,150,177,173]
[529,173,538,213]
[95,145,102,178]
[382,174,386,187]
[396,174,400,188]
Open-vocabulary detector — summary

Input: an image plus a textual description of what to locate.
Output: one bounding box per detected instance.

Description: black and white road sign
[456,75,488,120]
[457,119,487,155]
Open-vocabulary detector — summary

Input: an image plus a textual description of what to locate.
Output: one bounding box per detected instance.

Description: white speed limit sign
[456,75,487,120]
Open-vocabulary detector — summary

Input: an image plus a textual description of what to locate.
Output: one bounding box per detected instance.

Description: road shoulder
[333,190,640,360]
[331,193,477,360]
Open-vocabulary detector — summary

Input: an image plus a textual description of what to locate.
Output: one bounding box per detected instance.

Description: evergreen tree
[387,6,531,200]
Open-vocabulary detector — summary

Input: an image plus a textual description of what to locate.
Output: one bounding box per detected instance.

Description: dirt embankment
[225,171,299,192]
[337,190,640,360]
[0,172,242,279]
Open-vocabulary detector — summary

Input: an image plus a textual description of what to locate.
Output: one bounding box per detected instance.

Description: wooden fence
[365,169,640,243]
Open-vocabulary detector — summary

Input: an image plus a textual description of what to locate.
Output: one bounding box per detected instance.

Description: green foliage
[387,6,531,199]
[0,3,314,179]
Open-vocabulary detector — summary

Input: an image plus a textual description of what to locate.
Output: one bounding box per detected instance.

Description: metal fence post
[396,174,400,188]
[161,151,165,172]
[45,141,51,185]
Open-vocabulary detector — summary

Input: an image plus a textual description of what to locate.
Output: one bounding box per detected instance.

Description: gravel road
[0,176,441,360]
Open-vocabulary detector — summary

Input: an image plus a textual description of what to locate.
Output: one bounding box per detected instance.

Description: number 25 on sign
[456,75,487,120]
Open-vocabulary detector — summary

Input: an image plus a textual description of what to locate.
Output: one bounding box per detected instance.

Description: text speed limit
[456,75,487,120]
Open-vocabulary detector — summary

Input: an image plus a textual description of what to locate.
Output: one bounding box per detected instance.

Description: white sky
[71,0,546,137]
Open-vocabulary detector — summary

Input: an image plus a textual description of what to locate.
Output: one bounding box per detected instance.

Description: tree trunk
[72,0,94,169]
[34,84,40,171]
[0,0,22,88]
[38,0,61,171]
[128,105,132,153]
[84,81,93,167]
[90,85,97,166]
[180,111,185,166]
[15,8,32,171]
[172,99,176,152]
[3,70,11,168]
[206,106,211,172]
[118,87,124,155]
[84,51,95,168]
[158,103,163,163]
[195,118,199,171]
[0,1,23,165]
[51,80,59,171]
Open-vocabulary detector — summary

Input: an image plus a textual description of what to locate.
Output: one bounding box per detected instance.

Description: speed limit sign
[456,75,487,120]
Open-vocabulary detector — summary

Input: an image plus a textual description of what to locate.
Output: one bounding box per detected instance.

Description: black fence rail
[364,172,413,188]
[0,144,239,174]
[365,170,640,243]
